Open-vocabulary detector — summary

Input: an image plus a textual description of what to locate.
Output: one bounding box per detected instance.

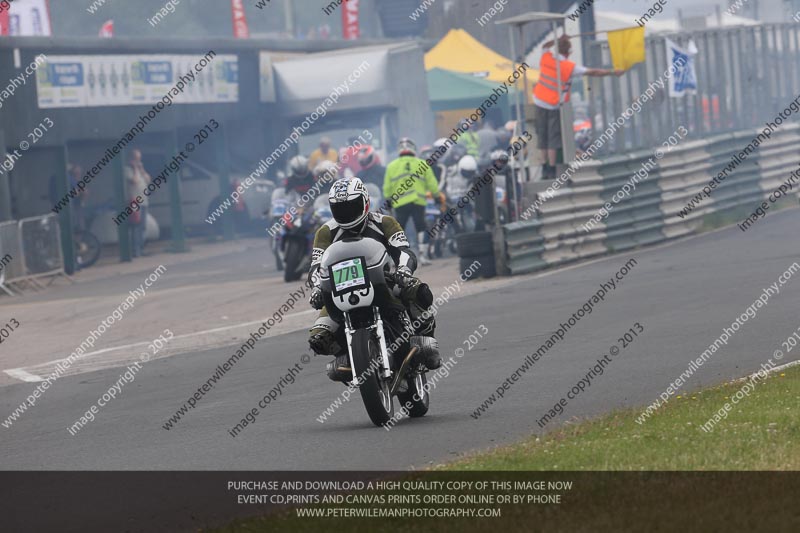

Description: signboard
[259,51,303,103]
[36,54,239,109]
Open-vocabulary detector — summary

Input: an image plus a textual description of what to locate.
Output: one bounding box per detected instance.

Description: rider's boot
[400,281,440,370]
[325,354,352,383]
[417,232,432,265]
[411,335,441,370]
[309,323,350,383]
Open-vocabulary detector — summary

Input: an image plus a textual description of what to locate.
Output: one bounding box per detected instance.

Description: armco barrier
[502,123,800,276]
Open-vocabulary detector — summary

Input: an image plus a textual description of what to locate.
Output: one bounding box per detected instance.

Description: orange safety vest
[533,51,576,106]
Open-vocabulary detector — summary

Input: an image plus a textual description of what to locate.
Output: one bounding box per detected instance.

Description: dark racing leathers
[307,213,437,378]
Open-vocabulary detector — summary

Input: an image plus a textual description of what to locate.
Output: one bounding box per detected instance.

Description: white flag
[665,38,698,97]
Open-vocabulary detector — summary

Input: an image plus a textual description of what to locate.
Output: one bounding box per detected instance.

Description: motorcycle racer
[307,177,441,382]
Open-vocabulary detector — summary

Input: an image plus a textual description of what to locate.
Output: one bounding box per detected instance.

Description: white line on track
[3,309,316,382]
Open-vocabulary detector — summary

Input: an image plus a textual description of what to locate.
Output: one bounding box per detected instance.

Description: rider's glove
[395,266,414,289]
[309,287,324,310]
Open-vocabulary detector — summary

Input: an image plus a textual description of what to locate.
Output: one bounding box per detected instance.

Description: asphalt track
[2,208,799,471]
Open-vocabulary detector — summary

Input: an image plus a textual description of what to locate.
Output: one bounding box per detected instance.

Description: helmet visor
[331,197,366,226]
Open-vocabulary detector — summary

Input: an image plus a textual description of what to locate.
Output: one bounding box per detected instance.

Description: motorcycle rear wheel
[351,328,394,427]
[74,230,101,269]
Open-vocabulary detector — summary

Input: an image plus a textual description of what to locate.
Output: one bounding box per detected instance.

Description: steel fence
[0,214,66,294]
[585,23,800,155]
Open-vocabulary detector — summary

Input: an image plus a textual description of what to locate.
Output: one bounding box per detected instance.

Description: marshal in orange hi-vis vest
[533,51,576,106]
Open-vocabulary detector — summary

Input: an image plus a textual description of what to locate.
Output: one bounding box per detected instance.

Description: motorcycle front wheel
[282,237,305,282]
[351,328,394,427]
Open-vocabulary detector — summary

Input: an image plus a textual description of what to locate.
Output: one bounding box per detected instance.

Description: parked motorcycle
[318,236,432,426]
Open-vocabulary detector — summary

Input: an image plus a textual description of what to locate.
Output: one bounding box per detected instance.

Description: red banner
[0,11,8,36]
[341,0,360,40]
[230,0,250,39]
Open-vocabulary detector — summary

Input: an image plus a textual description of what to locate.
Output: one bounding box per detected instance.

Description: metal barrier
[502,123,800,276]
[585,24,800,155]
[0,220,23,295]
[0,214,67,294]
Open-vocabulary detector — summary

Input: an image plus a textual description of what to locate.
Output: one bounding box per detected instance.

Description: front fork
[343,308,393,384]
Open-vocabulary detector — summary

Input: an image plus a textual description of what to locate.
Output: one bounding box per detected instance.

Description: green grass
[443,365,799,471]
[210,367,799,532]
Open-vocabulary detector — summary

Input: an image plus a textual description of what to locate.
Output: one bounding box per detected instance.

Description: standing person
[308,136,339,170]
[124,149,151,258]
[355,145,384,189]
[457,119,480,158]
[489,149,518,222]
[339,136,362,178]
[50,164,89,231]
[534,34,625,179]
[383,137,439,266]
[476,118,501,162]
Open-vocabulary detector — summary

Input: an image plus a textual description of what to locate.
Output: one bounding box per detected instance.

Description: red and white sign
[341,0,360,40]
[230,0,250,39]
[99,19,114,38]
[0,0,52,36]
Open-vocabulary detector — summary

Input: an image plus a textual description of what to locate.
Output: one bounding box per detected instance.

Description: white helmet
[328,177,370,229]
[313,160,339,183]
[287,155,310,178]
[458,155,478,180]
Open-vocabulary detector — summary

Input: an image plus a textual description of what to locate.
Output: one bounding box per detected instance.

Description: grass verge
[211,366,799,532]
[444,364,799,471]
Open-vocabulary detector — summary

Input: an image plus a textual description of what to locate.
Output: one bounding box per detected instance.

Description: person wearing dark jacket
[355,145,385,190]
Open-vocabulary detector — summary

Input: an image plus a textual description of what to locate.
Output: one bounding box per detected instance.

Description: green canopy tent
[426,67,515,112]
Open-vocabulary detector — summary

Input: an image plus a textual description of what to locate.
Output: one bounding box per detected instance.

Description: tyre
[456,231,493,257]
[397,371,429,418]
[271,237,284,271]
[74,230,101,269]
[459,256,480,281]
[459,254,495,280]
[351,328,394,426]
[475,253,496,278]
[283,237,305,282]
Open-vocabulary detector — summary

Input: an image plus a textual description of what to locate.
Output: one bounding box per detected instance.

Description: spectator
[356,145,384,189]
[124,149,151,257]
[49,164,88,231]
[534,34,625,179]
[457,119,480,158]
[339,136,362,177]
[308,136,339,170]
[476,118,501,161]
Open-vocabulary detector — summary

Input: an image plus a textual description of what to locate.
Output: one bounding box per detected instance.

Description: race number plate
[329,257,369,296]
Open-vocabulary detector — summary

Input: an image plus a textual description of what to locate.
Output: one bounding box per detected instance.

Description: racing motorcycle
[425,195,459,259]
[318,236,433,426]
[272,196,331,282]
